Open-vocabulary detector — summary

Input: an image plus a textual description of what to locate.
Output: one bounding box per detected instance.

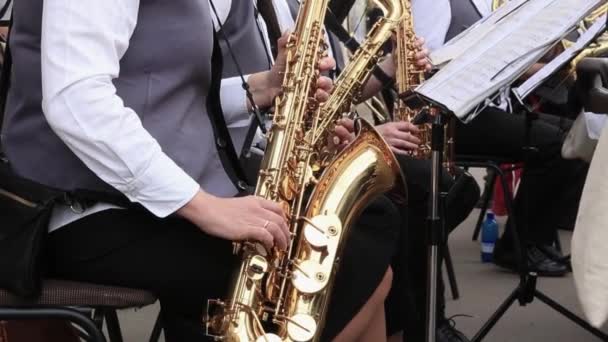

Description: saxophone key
[286,314,317,342]
[301,214,342,249]
[247,255,269,281]
[255,333,282,342]
[291,260,328,294]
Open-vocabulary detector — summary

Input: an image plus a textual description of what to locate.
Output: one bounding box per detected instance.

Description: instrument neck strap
[324,9,395,88]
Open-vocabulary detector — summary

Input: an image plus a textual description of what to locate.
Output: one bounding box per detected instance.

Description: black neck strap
[207,32,253,193]
[324,10,395,88]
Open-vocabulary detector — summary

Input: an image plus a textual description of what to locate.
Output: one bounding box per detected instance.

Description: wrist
[246,71,282,110]
[381,54,396,79]
[177,189,215,225]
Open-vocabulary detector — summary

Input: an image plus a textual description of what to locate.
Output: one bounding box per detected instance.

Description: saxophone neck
[395,0,426,101]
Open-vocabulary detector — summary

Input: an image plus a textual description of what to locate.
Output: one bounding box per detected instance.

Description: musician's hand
[376,121,421,155]
[178,190,291,251]
[329,118,356,151]
[270,33,336,103]
[414,37,432,72]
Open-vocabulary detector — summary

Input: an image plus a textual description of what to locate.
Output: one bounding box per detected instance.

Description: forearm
[358,56,396,103]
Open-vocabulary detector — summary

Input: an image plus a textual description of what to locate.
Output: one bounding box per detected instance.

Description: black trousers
[47,196,400,342]
[386,156,481,339]
[455,108,588,246]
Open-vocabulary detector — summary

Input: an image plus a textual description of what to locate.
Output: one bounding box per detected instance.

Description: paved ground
[113,172,608,341]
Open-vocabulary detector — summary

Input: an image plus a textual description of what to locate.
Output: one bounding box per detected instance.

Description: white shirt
[412,0,493,51]
[44,0,253,231]
[273,0,296,32]
[0,0,11,21]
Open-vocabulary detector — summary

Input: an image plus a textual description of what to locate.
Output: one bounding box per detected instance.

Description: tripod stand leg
[534,290,608,341]
[443,243,460,300]
[471,286,519,342]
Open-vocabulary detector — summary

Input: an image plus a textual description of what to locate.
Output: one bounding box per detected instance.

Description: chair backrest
[576,57,608,113]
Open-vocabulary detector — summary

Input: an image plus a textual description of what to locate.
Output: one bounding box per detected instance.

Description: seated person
[2,1,403,341]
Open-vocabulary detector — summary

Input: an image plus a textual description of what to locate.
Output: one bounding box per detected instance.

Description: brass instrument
[570,3,608,68]
[204,0,405,341]
[393,0,431,159]
[392,0,458,174]
[311,0,405,152]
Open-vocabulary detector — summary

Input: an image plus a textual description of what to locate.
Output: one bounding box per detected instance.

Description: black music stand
[469,57,608,341]
[404,93,453,342]
[410,54,608,340]
[576,57,608,113]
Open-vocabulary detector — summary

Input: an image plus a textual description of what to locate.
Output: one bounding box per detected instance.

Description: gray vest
[207,0,276,190]
[220,1,272,77]
[446,0,483,41]
[1,0,235,196]
[287,0,299,19]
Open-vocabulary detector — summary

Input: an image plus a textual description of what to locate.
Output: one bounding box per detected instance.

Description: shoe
[537,244,572,271]
[537,244,565,261]
[436,316,470,342]
[494,245,568,277]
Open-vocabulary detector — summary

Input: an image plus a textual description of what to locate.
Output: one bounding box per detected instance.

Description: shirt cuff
[121,152,200,218]
[221,75,250,126]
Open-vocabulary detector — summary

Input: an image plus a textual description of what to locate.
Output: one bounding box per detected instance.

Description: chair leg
[104,309,124,342]
[0,307,106,342]
[554,229,563,253]
[473,169,497,241]
[495,166,527,275]
[444,243,460,300]
[149,311,163,342]
[92,308,104,330]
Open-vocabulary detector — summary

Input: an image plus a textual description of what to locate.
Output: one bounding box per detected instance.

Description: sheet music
[513,14,608,100]
[430,0,529,66]
[416,0,601,122]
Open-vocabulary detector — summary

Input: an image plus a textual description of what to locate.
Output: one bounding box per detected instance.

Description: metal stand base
[471,276,608,341]
[471,110,608,341]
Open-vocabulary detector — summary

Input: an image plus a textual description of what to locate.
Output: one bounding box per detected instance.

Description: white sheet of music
[513,14,608,100]
[416,0,602,122]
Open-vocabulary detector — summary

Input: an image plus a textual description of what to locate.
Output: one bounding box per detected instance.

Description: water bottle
[481,211,499,263]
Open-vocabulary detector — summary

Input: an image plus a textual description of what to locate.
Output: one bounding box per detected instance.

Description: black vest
[446,0,483,42]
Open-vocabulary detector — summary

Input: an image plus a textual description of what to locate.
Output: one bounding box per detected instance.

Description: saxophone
[393,0,431,159]
[393,0,457,174]
[311,0,405,155]
[570,3,608,68]
[205,0,405,341]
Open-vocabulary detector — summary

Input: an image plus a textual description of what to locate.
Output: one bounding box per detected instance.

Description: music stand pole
[426,108,446,342]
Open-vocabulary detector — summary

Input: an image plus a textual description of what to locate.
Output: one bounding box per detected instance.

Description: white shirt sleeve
[221,76,250,126]
[40,0,200,218]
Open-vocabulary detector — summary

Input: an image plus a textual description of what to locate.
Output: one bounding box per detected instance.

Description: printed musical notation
[514,13,608,100]
[417,0,602,122]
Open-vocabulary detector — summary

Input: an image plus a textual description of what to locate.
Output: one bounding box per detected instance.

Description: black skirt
[47,197,400,341]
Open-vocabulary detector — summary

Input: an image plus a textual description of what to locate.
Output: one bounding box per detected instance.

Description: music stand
[413,2,606,339]
[576,57,608,113]
[466,106,608,342]
[470,35,608,342]
[402,93,455,342]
